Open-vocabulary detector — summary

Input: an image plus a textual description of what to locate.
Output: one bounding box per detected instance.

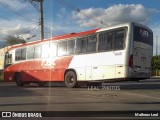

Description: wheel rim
[67,74,75,84]
[65,71,78,88]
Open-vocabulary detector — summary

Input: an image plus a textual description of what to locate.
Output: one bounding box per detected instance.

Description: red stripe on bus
[4,56,73,82]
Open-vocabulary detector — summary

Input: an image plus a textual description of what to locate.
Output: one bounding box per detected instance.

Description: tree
[151,55,160,70]
[5,36,26,46]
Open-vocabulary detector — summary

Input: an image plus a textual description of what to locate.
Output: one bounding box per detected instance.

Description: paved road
[0,79,160,119]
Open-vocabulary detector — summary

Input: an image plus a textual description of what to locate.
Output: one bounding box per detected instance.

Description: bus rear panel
[128,24,153,79]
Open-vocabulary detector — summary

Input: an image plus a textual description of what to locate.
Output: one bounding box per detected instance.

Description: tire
[15,73,23,86]
[65,71,78,88]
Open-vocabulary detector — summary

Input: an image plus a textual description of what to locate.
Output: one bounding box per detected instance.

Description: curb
[150,76,160,79]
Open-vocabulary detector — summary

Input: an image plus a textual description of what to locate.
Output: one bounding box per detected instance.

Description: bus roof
[6,22,152,51]
[96,22,132,33]
[97,22,152,33]
[8,28,99,51]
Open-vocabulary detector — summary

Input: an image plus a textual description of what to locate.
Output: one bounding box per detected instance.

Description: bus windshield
[134,26,153,46]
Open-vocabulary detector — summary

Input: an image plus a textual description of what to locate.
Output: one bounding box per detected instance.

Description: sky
[0,0,160,55]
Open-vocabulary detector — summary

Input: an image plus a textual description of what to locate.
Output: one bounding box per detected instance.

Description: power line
[54,0,107,27]
[30,0,44,40]
[25,25,40,34]
[0,1,38,23]
[28,0,40,12]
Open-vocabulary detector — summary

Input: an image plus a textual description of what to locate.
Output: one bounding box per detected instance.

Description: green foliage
[151,55,160,70]
[5,36,26,45]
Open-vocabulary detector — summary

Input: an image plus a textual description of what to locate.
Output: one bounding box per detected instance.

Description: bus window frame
[49,42,57,58]
[57,40,67,56]
[26,46,35,60]
[41,43,50,58]
[86,34,97,53]
[15,47,26,61]
[75,36,88,54]
[34,44,42,59]
[114,27,127,51]
[97,27,128,52]
[66,39,75,55]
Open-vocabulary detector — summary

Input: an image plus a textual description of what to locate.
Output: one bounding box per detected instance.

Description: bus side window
[114,29,125,50]
[98,32,113,51]
[21,48,26,60]
[34,45,41,59]
[98,33,107,51]
[76,37,87,54]
[108,32,114,50]
[66,39,75,55]
[15,48,26,61]
[57,41,67,56]
[27,46,34,59]
[87,34,97,53]
[49,42,57,57]
[15,49,21,61]
[41,43,50,58]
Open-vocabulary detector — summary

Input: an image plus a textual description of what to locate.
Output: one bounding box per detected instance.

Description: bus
[4,22,153,88]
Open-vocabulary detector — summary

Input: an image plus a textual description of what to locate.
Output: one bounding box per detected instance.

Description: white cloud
[57,13,63,18]
[0,19,38,41]
[0,0,40,41]
[57,8,67,19]
[72,4,158,28]
[2,24,30,35]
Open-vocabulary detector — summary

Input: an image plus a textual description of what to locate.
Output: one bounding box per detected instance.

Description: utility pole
[32,0,44,40]
[156,36,158,56]
[40,0,44,40]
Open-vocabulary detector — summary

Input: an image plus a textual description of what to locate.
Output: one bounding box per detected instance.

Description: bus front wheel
[15,73,23,86]
[65,71,78,88]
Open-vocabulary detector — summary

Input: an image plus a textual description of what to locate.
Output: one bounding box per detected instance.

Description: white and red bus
[4,22,153,88]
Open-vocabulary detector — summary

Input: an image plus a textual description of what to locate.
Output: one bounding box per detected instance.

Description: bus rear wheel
[65,71,78,88]
[15,73,23,86]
